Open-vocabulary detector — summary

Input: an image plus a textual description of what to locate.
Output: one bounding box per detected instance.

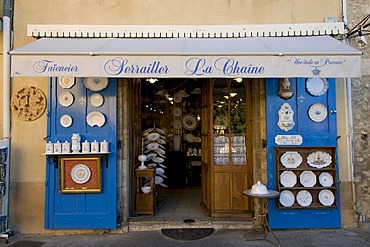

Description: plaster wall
[3,0,349,233]
[347,0,370,224]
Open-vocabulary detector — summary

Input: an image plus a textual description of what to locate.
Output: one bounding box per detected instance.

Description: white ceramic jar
[45,141,53,154]
[71,133,81,153]
[53,141,62,153]
[100,140,109,153]
[82,140,90,153]
[62,141,71,153]
[91,140,100,153]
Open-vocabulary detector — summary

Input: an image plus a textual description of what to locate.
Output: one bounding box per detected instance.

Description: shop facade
[1,1,365,233]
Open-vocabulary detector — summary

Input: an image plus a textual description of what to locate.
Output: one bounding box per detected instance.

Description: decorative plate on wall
[183,114,198,131]
[279,190,295,207]
[296,190,313,207]
[307,151,332,168]
[319,172,334,187]
[280,151,302,168]
[280,171,297,187]
[71,164,91,184]
[308,103,327,122]
[300,171,317,187]
[306,78,328,96]
[60,114,73,128]
[318,189,335,206]
[84,77,109,92]
[86,111,106,127]
[90,93,104,108]
[58,92,74,107]
[58,77,75,89]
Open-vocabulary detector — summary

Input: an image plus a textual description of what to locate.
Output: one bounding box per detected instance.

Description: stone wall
[347,0,370,224]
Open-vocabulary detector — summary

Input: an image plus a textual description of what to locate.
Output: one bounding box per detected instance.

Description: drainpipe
[341,0,362,220]
[3,0,13,230]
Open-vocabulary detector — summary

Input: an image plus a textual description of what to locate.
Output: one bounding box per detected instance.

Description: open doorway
[137,78,207,218]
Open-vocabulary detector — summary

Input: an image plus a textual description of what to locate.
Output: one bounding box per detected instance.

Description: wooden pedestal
[136,168,155,216]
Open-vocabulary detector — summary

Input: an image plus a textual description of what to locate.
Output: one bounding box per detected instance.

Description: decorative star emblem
[298,94,306,103]
[311,67,321,76]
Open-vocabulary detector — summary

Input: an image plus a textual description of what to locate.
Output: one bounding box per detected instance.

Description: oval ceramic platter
[280,151,302,168]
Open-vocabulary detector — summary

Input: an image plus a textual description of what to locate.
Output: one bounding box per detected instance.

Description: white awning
[10,36,362,78]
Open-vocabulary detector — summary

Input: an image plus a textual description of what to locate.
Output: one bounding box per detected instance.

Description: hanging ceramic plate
[173,120,182,130]
[280,171,297,187]
[185,133,195,143]
[146,152,157,160]
[155,128,166,135]
[156,167,165,175]
[307,151,332,168]
[60,114,73,128]
[173,107,182,117]
[318,189,335,206]
[158,182,168,188]
[300,171,317,187]
[143,128,154,135]
[319,172,334,187]
[147,163,157,168]
[86,111,106,127]
[306,78,329,96]
[308,103,327,122]
[156,138,166,144]
[280,151,302,168]
[183,114,198,131]
[147,133,160,141]
[90,93,104,108]
[152,157,164,163]
[58,92,74,107]
[194,137,202,143]
[58,77,75,89]
[71,164,91,184]
[155,148,166,155]
[84,77,109,92]
[279,190,295,207]
[157,163,167,168]
[174,95,182,103]
[296,190,312,207]
[155,176,164,185]
[146,142,159,151]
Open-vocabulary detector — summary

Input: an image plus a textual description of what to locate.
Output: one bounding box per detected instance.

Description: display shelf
[275,146,338,210]
[136,168,155,216]
[43,153,110,168]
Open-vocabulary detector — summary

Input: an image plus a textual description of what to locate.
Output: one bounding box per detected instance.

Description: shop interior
[140,78,206,218]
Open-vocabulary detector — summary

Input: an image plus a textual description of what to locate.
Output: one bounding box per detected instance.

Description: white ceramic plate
[58,92,74,107]
[173,107,182,117]
[194,137,202,143]
[183,114,198,131]
[71,164,91,184]
[146,142,159,151]
[173,120,182,129]
[155,148,166,155]
[152,157,164,163]
[307,151,332,168]
[308,103,327,122]
[155,128,166,135]
[300,171,317,187]
[58,77,75,89]
[155,176,164,184]
[280,151,302,168]
[157,163,167,168]
[280,171,297,187]
[185,133,195,143]
[84,77,109,92]
[319,172,334,187]
[147,133,160,141]
[90,93,104,108]
[146,152,157,160]
[306,78,329,96]
[296,190,312,207]
[156,138,166,144]
[318,189,335,206]
[60,114,73,128]
[156,167,165,175]
[279,190,295,207]
[86,111,106,127]
[147,163,157,168]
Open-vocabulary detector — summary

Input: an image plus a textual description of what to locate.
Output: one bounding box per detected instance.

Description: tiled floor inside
[155,186,207,218]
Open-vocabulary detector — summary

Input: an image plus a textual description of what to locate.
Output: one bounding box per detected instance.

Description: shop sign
[275,135,303,145]
[11,55,360,78]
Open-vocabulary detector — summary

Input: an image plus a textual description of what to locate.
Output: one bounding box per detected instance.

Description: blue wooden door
[45,78,117,229]
[266,78,341,229]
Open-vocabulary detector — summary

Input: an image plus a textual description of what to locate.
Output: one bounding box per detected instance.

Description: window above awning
[10,36,362,78]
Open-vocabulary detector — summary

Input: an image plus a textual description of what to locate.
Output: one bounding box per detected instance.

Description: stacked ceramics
[142,127,168,188]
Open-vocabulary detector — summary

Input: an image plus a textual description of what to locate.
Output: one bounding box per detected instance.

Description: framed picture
[59,156,102,193]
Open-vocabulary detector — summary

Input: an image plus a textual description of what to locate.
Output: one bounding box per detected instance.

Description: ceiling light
[234,78,243,83]
[146,78,158,84]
